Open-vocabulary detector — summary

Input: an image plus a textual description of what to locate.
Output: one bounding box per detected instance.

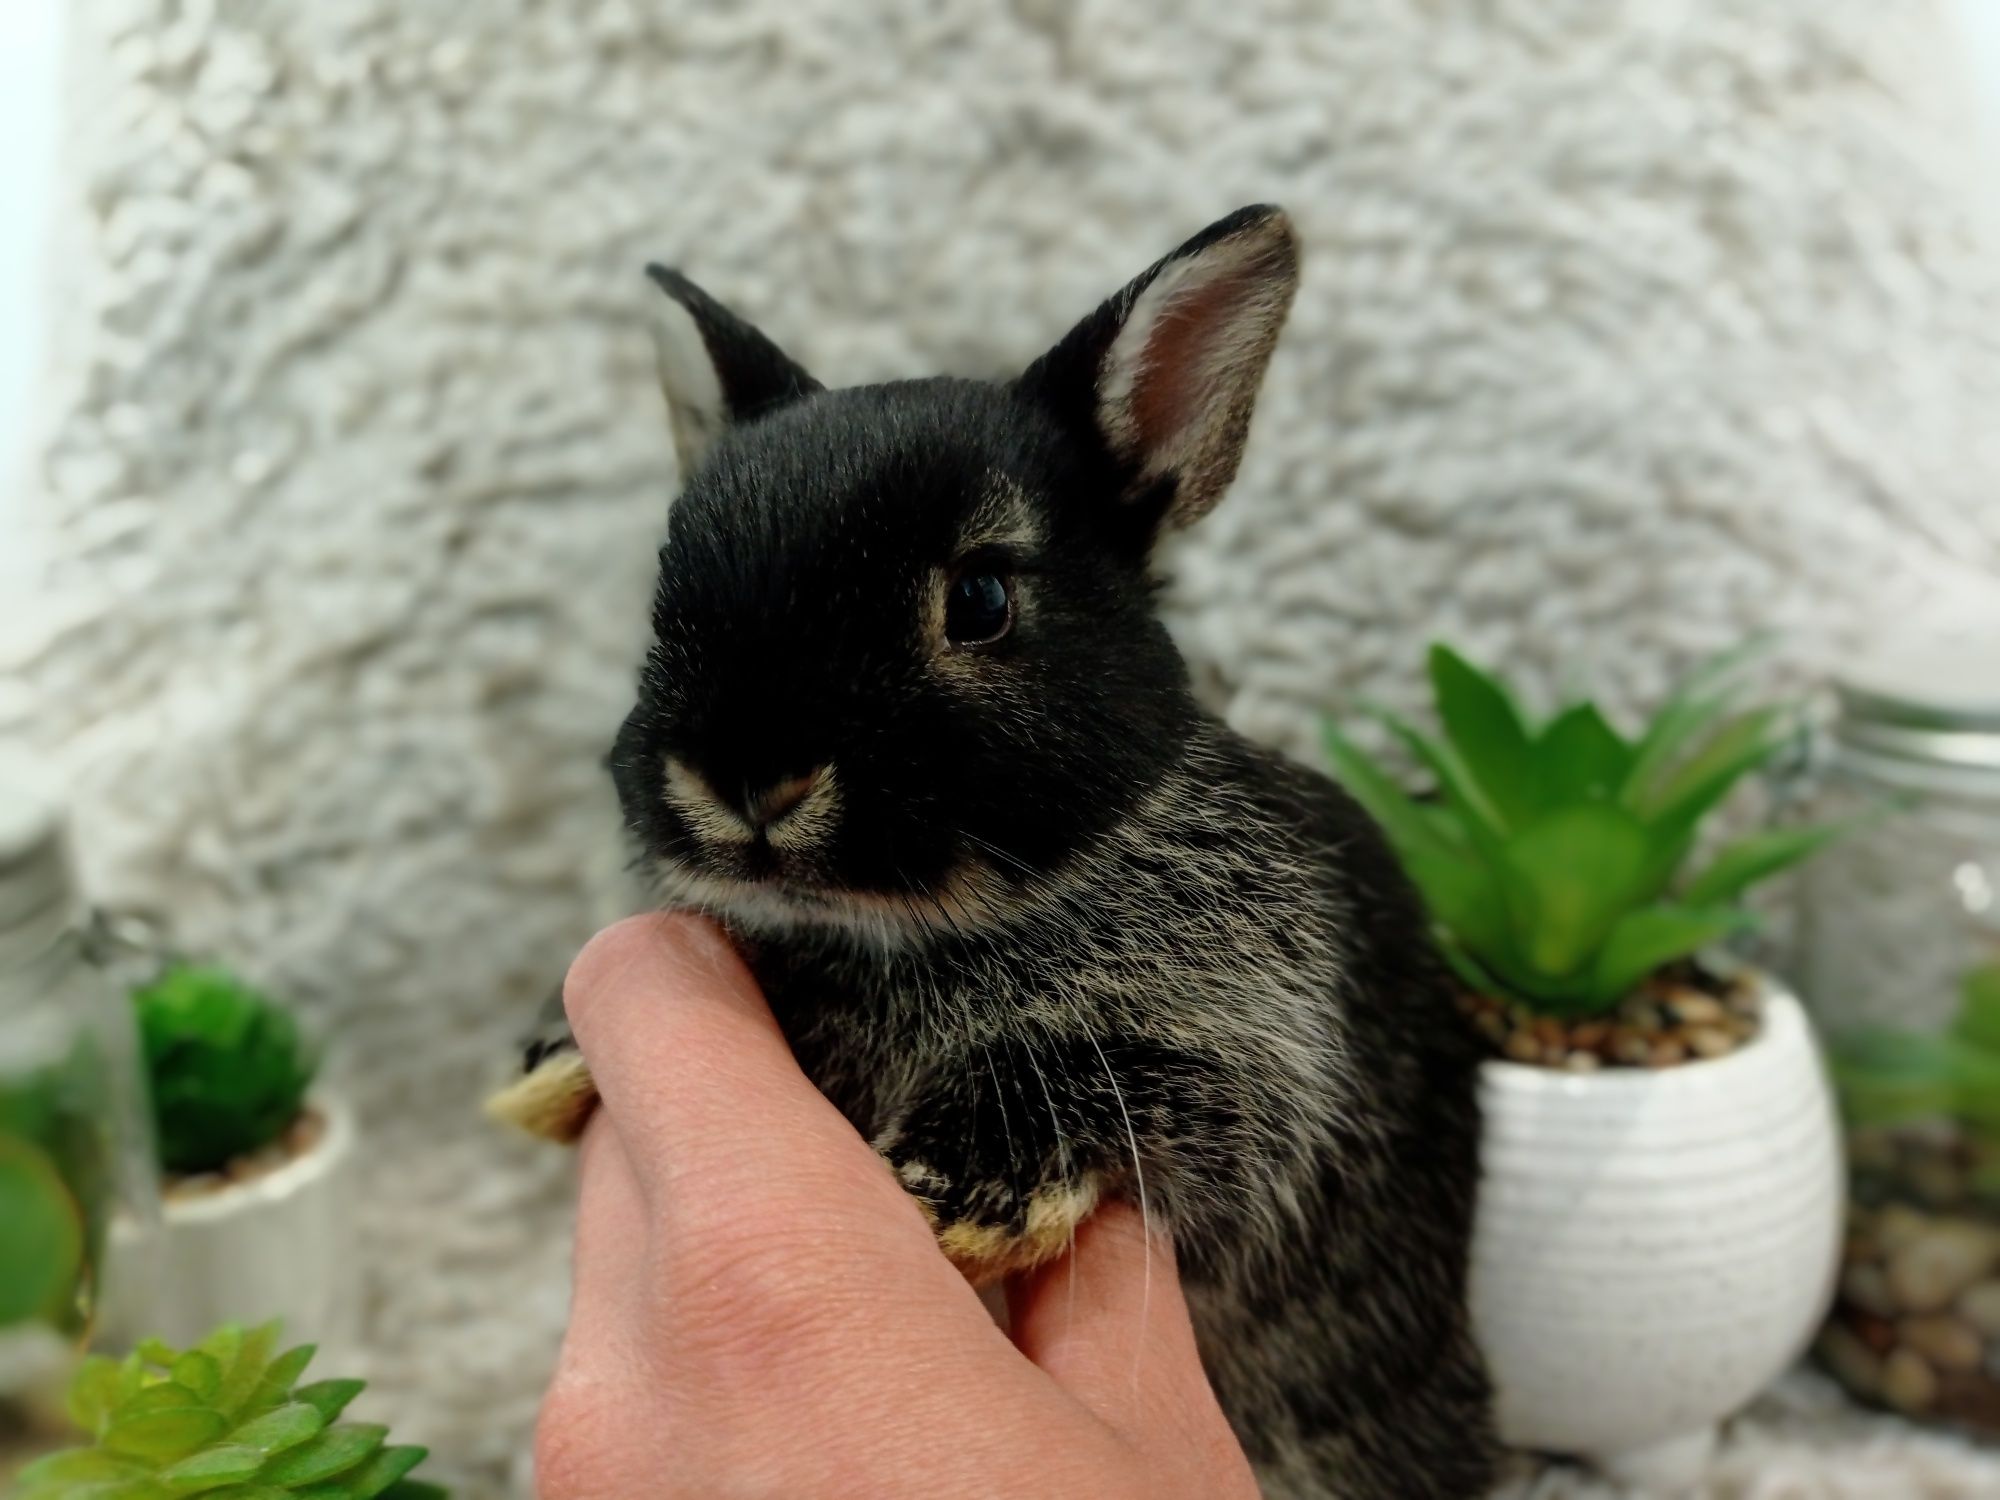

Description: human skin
[532,913,1261,1500]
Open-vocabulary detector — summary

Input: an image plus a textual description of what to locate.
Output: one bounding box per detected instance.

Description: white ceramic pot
[103,1094,359,1354]
[1469,982,1844,1493]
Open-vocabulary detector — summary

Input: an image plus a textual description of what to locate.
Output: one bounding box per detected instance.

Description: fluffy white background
[8,0,2000,1493]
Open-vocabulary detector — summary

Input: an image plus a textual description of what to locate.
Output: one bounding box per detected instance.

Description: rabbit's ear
[644,265,823,472]
[1019,206,1298,531]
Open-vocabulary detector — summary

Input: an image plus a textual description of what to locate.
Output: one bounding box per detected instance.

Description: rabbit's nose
[745,769,821,830]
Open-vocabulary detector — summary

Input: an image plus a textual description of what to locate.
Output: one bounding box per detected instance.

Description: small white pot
[1469,982,1844,1493]
[104,1094,359,1354]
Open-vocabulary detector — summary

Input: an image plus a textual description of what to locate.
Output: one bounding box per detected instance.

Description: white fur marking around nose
[661,755,753,846]
[764,764,841,851]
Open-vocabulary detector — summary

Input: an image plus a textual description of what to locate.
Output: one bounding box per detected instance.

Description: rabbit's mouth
[636,845,1021,953]
[633,752,1049,947]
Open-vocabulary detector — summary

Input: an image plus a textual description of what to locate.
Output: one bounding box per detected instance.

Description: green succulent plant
[13,1323,445,1500]
[1831,962,2000,1146]
[1323,642,1840,1017]
[132,966,316,1176]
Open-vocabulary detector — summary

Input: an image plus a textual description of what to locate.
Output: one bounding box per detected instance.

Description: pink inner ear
[1129,262,1262,456]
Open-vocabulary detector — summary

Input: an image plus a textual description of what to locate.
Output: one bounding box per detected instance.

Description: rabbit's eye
[944,571,1013,647]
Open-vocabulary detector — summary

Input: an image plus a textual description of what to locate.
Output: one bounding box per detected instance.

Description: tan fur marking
[935,1176,1102,1287]
[484,1052,600,1144]
[663,755,754,847]
[764,765,840,852]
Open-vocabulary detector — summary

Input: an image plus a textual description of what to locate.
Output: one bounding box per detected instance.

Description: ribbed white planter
[1469,983,1844,1493]
[102,1094,359,1355]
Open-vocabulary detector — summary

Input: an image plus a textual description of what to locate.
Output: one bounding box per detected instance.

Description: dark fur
[533,208,1495,1498]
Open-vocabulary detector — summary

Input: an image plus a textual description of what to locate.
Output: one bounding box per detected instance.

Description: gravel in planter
[1818,1125,2000,1434]
[1458,962,1762,1072]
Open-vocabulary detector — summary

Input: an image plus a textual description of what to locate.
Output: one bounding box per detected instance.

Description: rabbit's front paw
[876,1109,1102,1287]
[485,987,600,1144]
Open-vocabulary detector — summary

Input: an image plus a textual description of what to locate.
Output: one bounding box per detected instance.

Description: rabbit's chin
[636,856,1017,954]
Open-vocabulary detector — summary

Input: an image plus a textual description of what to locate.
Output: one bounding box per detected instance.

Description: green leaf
[1500,805,1658,978]
[214,1321,281,1418]
[26,1482,171,1500]
[157,1445,266,1495]
[16,1448,151,1488]
[1373,710,1510,845]
[68,1356,127,1433]
[0,1136,85,1328]
[198,1488,292,1500]
[293,1380,368,1425]
[1365,714,1568,999]
[1585,904,1751,1010]
[1428,644,1538,829]
[1954,964,2000,1055]
[328,1445,428,1500]
[1681,823,1845,907]
[104,1408,230,1464]
[241,1344,318,1418]
[123,1384,204,1418]
[1321,722,1458,867]
[1636,706,1786,827]
[1533,703,1632,807]
[377,1484,450,1500]
[1621,638,1769,806]
[1401,847,1520,980]
[257,1425,389,1486]
[136,1339,181,1368]
[171,1352,224,1403]
[227,1400,326,1456]
[198,1325,246,1374]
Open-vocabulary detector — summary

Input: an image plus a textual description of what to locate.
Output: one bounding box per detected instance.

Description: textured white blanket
[10,1,2000,1493]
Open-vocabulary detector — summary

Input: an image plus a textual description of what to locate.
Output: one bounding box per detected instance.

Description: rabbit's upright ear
[644,266,823,473]
[1019,206,1298,532]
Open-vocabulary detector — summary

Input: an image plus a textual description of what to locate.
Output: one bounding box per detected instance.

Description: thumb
[563,913,963,1299]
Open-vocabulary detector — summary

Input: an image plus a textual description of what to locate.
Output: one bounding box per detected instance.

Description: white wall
[0,0,63,601]
[1,2,1997,523]
[1963,0,2000,141]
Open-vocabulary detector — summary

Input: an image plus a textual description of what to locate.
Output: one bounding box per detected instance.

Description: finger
[1009,1202,1238,1453]
[568,1114,648,1312]
[565,915,893,1203]
[556,1113,651,1370]
[561,913,963,1301]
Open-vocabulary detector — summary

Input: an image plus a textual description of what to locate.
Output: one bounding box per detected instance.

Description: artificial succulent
[1325,642,1838,1017]
[13,1323,444,1500]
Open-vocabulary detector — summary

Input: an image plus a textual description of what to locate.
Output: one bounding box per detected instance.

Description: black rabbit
[493,207,1495,1499]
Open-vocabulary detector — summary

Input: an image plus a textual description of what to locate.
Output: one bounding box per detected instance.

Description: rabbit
[490,206,1496,1500]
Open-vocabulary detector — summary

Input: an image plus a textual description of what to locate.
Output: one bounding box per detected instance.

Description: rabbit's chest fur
[743,725,1495,1499]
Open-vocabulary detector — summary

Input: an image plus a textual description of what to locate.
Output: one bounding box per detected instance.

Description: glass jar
[0,763,158,1458]
[1794,647,2000,1435]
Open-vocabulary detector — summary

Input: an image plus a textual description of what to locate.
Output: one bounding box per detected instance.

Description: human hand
[532,913,1260,1500]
